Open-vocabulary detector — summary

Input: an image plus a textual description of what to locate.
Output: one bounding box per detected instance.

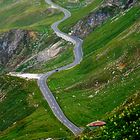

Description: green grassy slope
[53,0,93,10]
[0,0,66,74]
[0,76,35,131]
[47,5,140,128]
[0,76,72,140]
[0,0,140,139]
[79,92,140,139]
[25,43,74,73]
[15,0,104,73]
[0,0,63,32]
[99,92,140,139]
[59,0,103,32]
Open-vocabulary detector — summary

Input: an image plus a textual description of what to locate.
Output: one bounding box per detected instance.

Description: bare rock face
[0,29,30,71]
[71,0,135,38]
[0,29,62,73]
[105,0,134,8]
[71,8,111,38]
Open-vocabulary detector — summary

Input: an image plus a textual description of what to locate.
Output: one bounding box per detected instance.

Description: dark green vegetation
[48,4,140,137]
[79,92,140,139]
[0,76,35,131]
[0,76,72,139]
[99,93,140,139]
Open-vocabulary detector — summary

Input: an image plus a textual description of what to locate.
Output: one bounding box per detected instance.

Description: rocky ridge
[0,30,30,71]
[70,0,135,38]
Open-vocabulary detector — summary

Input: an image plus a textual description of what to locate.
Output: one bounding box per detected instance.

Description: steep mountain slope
[0,76,72,139]
[0,29,35,72]
[0,0,140,139]
[0,0,66,73]
[53,0,94,10]
[0,0,63,32]
[0,29,63,73]
[79,92,140,139]
[0,0,74,139]
[47,2,140,139]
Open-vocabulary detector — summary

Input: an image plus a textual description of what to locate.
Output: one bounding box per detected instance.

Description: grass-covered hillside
[0,0,66,73]
[0,76,72,140]
[79,92,140,139]
[24,41,74,73]
[0,0,63,32]
[0,0,140,139]
[47,3,140,138]
[0,0,72,139]
[53,0,94,10]
[59,0,103,32]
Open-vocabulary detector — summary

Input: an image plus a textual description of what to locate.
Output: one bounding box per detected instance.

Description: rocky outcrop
[71,7,111,38]
[0,29,34,72]
[104,0,134,8]
[0,30,29,65]
[71,0,135,38]
[0,29,64,73]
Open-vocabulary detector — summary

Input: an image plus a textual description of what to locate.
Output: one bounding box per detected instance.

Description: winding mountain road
[9,0,83,136]
[37,0,83,135]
